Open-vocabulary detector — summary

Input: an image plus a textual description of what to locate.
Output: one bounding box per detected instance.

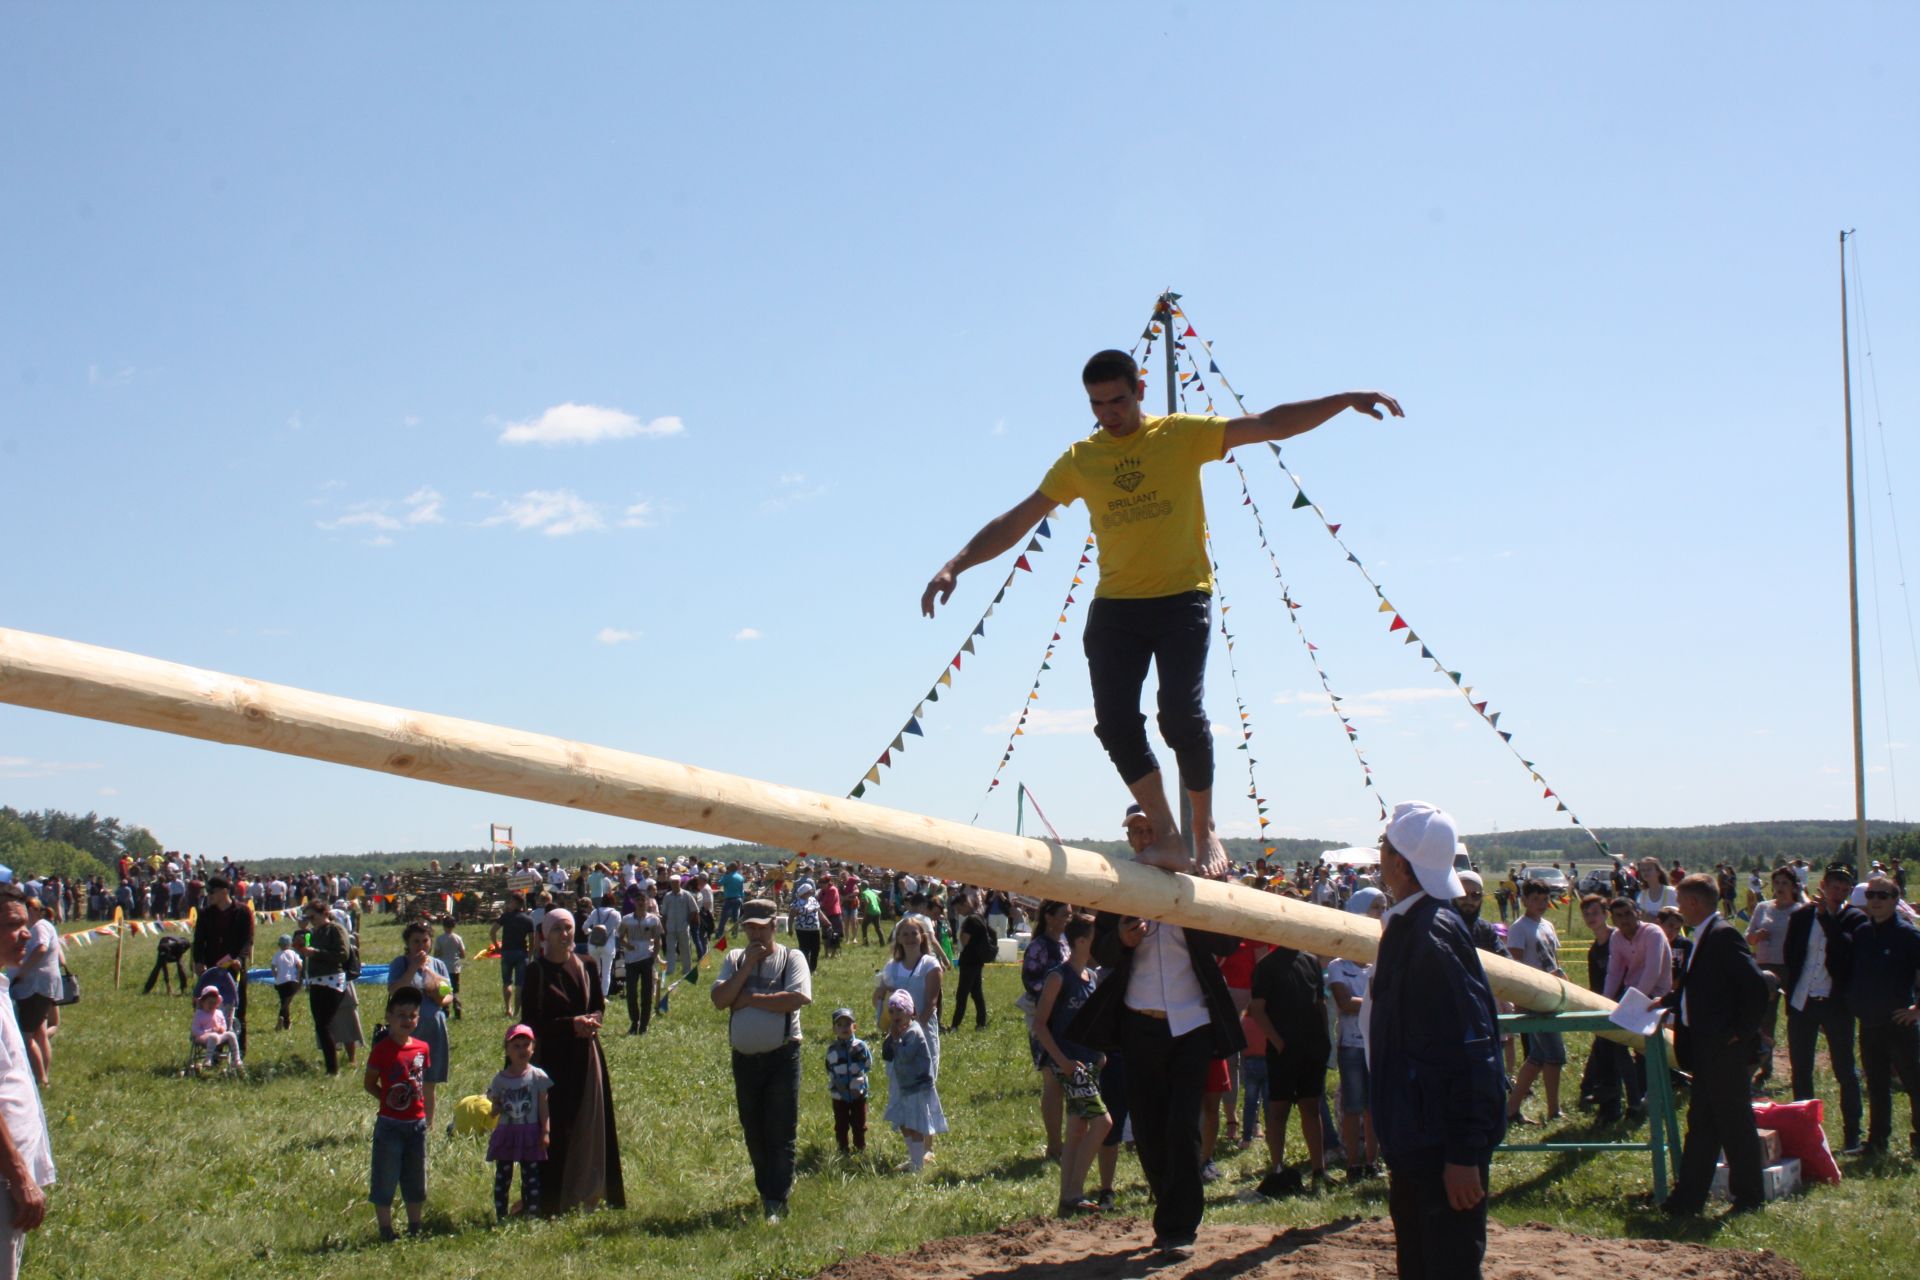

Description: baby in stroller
[190,974,243,1074]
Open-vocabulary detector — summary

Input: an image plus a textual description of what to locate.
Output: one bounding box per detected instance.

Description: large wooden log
[0,626,1641,1040]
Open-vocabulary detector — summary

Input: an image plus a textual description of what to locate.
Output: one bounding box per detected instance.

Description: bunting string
[1170,343,1380,830]
[1170,298,1605,853]
[848,519,1057,799]
[1166,349,1282,849]
[972,533,1097,821]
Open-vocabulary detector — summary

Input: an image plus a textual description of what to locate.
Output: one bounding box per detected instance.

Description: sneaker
[1841,1141,1868,1157]
[1199,1160,1223,1183]
[1095,1189,1115,1211]
[378,1227,399,1243]
[763,1200,786,1223]
[1057,1196,1100,1217]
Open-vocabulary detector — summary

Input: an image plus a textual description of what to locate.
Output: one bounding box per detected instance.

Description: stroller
[182,967,245,1079]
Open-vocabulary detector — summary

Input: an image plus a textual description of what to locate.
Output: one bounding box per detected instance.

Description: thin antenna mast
[1842,231,1869,880]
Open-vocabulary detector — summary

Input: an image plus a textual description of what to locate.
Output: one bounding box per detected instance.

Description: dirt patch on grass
[813,1215,1805,1279]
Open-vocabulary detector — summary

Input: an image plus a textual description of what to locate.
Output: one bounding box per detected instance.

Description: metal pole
[1841,232,1869,881]
[1159,291,1197,859]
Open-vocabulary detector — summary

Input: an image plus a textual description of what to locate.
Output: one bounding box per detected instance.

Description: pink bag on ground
[1751,1099,1840,1184]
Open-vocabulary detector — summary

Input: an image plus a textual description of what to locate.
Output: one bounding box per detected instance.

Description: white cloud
[734,627,762,642]
[1280,686,1456,719]
[597,627,639,645]
[286,411,303,432]
[403,414,421,427]
[98,786,118,797]
[983,706,1097,736]
[367,535,394,548]
[762,472,827,513]
[619,501,658,529]
[318,487,444,535]
[88,363,135,387]
[402,487,444,525]
[990,419,1007,436]
[498,403,684,446]
[0,756,103,780]
[482,490,606,537]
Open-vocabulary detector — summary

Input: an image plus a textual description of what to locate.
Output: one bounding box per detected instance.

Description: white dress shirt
[1125,922,1211,1037]
[1788,912,1833,1011]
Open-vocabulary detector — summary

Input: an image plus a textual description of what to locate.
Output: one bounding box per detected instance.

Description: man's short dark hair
[1579,893,1607,911]
[0,884,25,909]
[1607,896,1636,915]
[206,876,231,893]
[1082,349,1138,388]
[1822,862,1857,885]
[386,986,424,1013]
[1521,879,1549,897]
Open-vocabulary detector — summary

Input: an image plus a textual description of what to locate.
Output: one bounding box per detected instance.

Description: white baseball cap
[1383,801,1466,901]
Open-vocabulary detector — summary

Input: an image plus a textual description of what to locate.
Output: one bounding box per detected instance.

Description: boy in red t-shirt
[364,986,431,1240]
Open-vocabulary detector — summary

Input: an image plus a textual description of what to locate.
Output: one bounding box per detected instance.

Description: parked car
[1511,864,1570,894]
[1576,868,1617,897]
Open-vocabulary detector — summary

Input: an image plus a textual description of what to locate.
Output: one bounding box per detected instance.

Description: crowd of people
[1,828,1917,1278]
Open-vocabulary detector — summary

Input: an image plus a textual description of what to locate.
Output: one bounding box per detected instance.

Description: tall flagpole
[1159,289,1197,861]
[1841,231,1869,881]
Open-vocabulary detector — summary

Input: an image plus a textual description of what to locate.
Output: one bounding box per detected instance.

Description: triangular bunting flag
[878,750,891,767]
[864,766,881,784]
[938,670,952,687]
[1025,537,1043,552]
[890,734,904,752]
[1291,491,1312,509]
[851,783,866,798]
[1388,615,1408,632]
[1037,518,1051,537]
[1327,523,1341,535]
[905,718,924,736]
[1377,601,1394,613]
[1015,555,1032,572]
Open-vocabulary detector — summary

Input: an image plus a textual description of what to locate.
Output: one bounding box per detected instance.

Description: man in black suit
[1662,873,1770,1214]
[1782,863,1866,1152]
[1069,859,1244,1262]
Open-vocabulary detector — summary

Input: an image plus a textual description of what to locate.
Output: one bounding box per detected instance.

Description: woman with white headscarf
[519,907,625,1215]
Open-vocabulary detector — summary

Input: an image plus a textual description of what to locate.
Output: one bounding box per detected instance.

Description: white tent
[1319,847,1379,867]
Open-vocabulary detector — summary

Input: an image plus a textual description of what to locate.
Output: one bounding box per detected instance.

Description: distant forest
[5,798,1915,882]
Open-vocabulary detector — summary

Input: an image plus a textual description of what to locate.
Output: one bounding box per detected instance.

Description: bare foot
[1195,829,1229,878]
[1135,829,1192,873]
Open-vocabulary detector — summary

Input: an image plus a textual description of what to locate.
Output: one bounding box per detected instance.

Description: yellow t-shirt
[1037,413,1227,600]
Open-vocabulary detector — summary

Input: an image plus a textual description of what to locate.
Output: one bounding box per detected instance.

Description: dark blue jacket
[1844,915,1920,1022]
[1369,894,1507,1174]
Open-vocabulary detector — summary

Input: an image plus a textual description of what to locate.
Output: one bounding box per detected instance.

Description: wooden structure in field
[0,626,1647,1043]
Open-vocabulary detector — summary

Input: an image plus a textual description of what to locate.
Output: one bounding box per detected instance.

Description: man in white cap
[1368,802,1505,1280]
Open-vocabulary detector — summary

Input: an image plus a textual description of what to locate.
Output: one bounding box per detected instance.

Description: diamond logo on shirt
[1111,456,1145,492]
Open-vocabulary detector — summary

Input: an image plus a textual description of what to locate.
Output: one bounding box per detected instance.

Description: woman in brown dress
[519,908,625,1214]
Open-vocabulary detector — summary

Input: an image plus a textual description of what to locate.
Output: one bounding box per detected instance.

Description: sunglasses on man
[1864,889,1897,901]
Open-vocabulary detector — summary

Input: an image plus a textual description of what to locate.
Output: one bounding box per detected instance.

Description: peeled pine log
[0,626,1642,1042]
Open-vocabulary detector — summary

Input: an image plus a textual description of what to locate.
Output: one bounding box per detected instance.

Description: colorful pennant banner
[972,533,1097,820]
[848,518,1058,799]
[1171,301,1606,853]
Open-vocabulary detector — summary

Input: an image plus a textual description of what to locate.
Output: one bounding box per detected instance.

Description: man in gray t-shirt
[710,899,813,1221]
[1504,880,1567,1124]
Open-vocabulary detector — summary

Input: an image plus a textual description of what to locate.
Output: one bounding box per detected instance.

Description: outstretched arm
[920,489,1057,617]
[1220,392,1402,453]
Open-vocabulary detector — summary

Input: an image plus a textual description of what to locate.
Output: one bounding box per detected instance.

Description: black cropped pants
[1083,591,1214,793]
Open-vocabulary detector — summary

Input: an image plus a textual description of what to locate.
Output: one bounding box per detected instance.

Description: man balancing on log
[921,348,1401,873]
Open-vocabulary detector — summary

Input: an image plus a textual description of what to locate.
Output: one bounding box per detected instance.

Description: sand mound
[814,1215,1805,1280]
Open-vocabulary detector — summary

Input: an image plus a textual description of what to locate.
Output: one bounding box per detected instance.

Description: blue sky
[3,5,1917,860]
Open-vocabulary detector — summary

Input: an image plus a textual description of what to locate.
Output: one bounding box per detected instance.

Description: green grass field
[31,911,1916,1279]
